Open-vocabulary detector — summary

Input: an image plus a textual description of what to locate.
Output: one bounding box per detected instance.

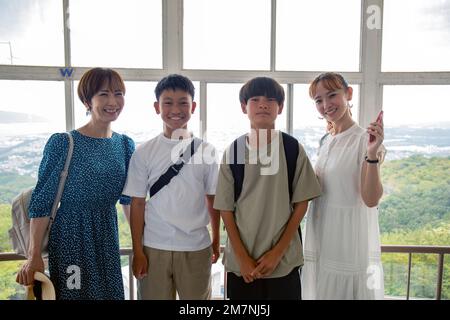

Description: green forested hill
[380,156,450,233]
[0,204,12,252]
[0,173,35,204]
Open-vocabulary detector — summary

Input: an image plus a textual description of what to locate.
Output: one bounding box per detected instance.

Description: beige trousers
[137,246,212,300]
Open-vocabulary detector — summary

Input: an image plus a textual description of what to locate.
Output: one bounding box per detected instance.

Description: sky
[0,0,449,134]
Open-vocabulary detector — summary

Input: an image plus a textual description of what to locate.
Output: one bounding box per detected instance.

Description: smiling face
[87,82,125,124]
[309,72,354,127]
[314,87,351,122]
[78,68,126,125]
[312,81,353,123]
[242,95,283,130]
[154,89,196,138]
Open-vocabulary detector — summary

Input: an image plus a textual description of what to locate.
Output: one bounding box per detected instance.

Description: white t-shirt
[123,133,218,251]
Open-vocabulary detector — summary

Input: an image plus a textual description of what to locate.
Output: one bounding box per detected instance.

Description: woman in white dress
[302,72,385,300]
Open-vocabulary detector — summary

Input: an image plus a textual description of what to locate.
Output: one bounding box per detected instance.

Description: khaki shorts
[137,246,212,300]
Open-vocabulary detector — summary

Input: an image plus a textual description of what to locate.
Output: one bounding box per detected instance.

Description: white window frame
[0,0,449,137]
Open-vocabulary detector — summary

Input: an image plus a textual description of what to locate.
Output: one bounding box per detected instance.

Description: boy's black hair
[154,74,195,101]
[239,77,285,105]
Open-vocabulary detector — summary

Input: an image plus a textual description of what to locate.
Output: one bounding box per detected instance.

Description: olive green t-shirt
[214,132,322,278]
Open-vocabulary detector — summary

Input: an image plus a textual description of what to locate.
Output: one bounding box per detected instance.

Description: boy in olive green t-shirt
[213,77,321,300]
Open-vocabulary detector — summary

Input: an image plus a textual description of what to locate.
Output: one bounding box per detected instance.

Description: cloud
[422,0,450,32]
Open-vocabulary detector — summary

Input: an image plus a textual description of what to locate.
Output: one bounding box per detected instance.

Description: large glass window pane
[0,80,65,137]
[382,0,450,71]
[206,83,286,158]
[292,84,359,163]
[184,0,271,70]
[0,80,64,258]
[70,0,162,68]
[382,85,450,159]
[206,83,248,156]
[380,86,450,299]
[276,0,361,71]
[74,81,200,145]
[0,0,64,66]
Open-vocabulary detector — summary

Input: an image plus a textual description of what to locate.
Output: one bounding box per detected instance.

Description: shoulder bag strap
[48,132,74,228]
[149,138,202,198]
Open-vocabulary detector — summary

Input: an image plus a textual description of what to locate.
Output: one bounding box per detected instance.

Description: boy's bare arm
[221,210,257,283]
[130,197,146,251]
[206,195,220,263]
[252,200,309,278]
[130,197,148,279]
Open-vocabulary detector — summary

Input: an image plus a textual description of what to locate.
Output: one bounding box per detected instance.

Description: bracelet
[365,156,379,164]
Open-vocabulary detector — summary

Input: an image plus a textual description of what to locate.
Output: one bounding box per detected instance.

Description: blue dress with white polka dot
[29,130,135,300]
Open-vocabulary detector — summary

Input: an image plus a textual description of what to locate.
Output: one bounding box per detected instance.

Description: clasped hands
[239,249,283,284]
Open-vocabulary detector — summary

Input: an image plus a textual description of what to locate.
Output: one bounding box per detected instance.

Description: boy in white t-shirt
[122,74,220,300]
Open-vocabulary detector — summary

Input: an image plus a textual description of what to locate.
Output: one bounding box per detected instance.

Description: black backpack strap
[229,135,246,202]
[281,132,299,203]
[281,132,303,244]
[149,138,202,198]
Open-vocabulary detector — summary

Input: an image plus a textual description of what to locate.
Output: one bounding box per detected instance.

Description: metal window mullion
[164,0,182,73]
[359,0,384,128]
[1,67,449,85]
[0,66,375,84]
[379,72,450,85]
[270,0,277,72]
[200,81,207,140]
[286,83,293,134]
[63,0,74,131]
[162,0,168,71]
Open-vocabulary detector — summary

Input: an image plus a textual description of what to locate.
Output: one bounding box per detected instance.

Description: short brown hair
[77,68,126,105]
[309,72,349,99]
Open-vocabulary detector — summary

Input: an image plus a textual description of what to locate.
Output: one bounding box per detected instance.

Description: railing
[1,245,449,300]
[381,245,450,300]
[0,248,136,300]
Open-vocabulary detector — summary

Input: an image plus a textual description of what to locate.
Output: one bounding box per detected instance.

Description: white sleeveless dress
[302,124,384,300]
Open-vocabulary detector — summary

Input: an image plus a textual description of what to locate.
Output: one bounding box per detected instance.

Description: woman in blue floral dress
[17,68,135,300]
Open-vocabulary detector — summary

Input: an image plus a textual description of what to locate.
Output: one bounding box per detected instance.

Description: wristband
[365,156,379,164]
